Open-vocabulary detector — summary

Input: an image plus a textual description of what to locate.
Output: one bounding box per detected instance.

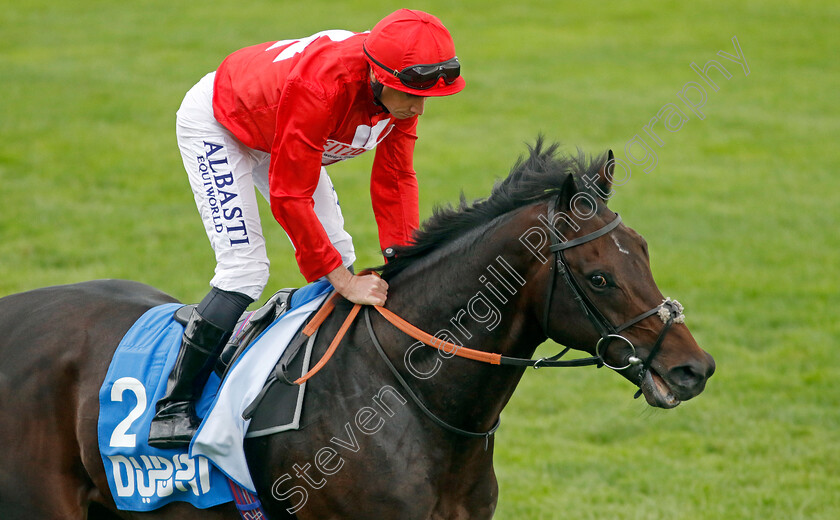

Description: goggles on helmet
[364,45,461,91]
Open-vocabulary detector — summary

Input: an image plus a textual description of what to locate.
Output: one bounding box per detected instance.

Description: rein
[364,307,500,448]
[294,290,603,386]
[292,199,686,440]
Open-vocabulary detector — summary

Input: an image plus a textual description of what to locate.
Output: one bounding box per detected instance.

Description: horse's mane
[378,137,608,279]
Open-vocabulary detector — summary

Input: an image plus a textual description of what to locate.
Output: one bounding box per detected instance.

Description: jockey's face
[378,85,426,119]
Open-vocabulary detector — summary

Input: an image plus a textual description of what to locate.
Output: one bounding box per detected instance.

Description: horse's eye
[590,274,608,287]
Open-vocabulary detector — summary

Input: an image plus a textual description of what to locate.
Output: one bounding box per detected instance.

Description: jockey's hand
[326,266,388,306]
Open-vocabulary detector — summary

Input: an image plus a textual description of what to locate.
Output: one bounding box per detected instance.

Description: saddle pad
[191,281,332,492]
[98,280,333,510]
[97,302,233,512]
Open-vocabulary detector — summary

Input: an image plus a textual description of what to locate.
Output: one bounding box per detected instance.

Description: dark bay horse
[0,140,714,519]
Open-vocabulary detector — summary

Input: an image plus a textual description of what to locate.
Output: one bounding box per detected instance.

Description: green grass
[1,0,838,518]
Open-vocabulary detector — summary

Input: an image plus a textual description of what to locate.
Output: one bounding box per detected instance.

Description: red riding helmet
[364,9,465,97]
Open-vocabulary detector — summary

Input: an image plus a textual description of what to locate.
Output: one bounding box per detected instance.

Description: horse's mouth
[640,369,681,409]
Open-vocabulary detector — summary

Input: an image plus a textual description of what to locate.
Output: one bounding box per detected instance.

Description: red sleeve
[370,117,419,254]
[268,78,343,282]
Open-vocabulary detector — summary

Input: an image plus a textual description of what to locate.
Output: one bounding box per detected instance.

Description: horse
[0,139,714,519]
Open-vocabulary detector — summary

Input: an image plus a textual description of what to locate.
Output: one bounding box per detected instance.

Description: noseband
[542,199,686,395]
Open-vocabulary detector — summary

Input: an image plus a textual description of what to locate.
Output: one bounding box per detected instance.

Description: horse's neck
[383,219,545,430]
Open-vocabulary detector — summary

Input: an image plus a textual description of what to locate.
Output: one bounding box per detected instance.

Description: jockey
[148,9,465,448]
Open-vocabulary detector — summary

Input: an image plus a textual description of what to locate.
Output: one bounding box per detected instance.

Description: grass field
[1,0,838,518]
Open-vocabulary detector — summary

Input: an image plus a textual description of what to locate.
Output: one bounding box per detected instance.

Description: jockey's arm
[269,80,400,306]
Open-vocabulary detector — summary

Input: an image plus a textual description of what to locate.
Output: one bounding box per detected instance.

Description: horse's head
[381,139,713,408]
[517,143,715,408]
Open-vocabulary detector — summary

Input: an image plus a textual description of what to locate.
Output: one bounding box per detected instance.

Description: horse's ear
[594,150,615,200]
[558,169,579,208]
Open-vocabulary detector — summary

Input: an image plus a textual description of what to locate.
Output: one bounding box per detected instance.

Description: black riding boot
[148,287,253,449]
[147,309,229,448]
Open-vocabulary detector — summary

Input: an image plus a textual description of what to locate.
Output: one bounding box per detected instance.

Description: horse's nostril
[669,360,712,390]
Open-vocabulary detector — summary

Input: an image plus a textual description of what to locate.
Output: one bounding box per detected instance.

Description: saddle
[173,288,306,380]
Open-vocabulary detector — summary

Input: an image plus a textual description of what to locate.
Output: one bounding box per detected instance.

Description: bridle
[542,200,686,388]
[286,198,686,444]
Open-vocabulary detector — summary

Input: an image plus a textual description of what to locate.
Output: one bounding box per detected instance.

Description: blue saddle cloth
[97,302,233,511]
[97,281,332,511]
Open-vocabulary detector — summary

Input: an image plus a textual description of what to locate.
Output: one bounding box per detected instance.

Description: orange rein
[372,306,502,364]
[294,295,501,385]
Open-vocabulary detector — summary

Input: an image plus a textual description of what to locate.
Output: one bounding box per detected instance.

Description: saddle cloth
[97,280,332,511]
